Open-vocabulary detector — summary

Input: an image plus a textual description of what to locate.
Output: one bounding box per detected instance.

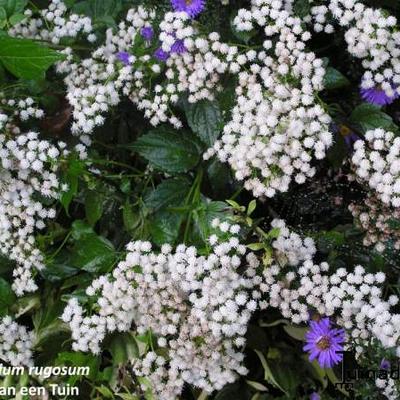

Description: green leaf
[41,260,78,282]
[131,127,202,173]
[194,200,227,240]
[9,12,25,25]
[0,0,27,16]
[60,157,85,214]
[283,325,307,341]
[13,294,40,317]
[0,36,63,80]
[71,221,116,273]
[0,7,6,20]
[85,190,104,226]
[323,67,350,90]
[350,103,398,133]
[0,278,16,316]
[144,178,192,212]
[96,385,114,398]
[254,349,287,394]
[122,202,140,232]
[73,0,122,22]
[293,0,311,17]
[108,332,139,365]
[184,99,222,146]
[247,199,256,216]
[150,211,183,245]
[246,380,268,391]
[57,352,100,382]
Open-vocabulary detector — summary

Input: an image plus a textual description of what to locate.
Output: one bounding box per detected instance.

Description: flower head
[380,359,390,370]
[360,85,399,106]
[140,26,154,42]
[171,0,205,18]
[116,51,131,66]
[171,39,187,54]
[303,317,345,368]
[154,47,170,62]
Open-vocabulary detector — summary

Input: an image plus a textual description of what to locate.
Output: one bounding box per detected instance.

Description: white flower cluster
[10,0,95,44]
[62,219,261,398]
[0,316,34,367]
[309,0,400,96]
[0,96,44,123]
[349,192,400,252]
[0,104,66,295]
[351,128,400,208]
[58,7,167,141]
[158,13,244,105]
[205,0,332,197]
[260,220,400,358]
[376,377,399,400]
[58,7,253,140]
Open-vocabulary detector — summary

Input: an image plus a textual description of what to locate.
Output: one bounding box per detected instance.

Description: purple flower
[310,393,320,400]
[360,85,399,106]
[140,26,154,42]
[380,359,390,370]
[117,51,131,66]
[171,39,187,54]
[303,317,345,369]
[171,0,205,18]
[154,47,170,62]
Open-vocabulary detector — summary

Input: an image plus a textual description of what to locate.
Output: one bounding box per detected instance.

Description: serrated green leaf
[70,221,116,273]
[184,99,222,146]
[144,178,192,212]
[350,103,397,133]
[150,211,183,245]
[0,36,63,80]
[131,127,202,173]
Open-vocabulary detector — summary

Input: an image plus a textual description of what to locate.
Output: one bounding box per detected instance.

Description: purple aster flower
[170,0,205,18]
[380,359,390,370]
[310,393,320,400]
[116,51,131,66]
[140,26,154,42]
[154,47,170,62]
[171,39,187,54]
[303,317,345,369]
[360,85,399,106]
